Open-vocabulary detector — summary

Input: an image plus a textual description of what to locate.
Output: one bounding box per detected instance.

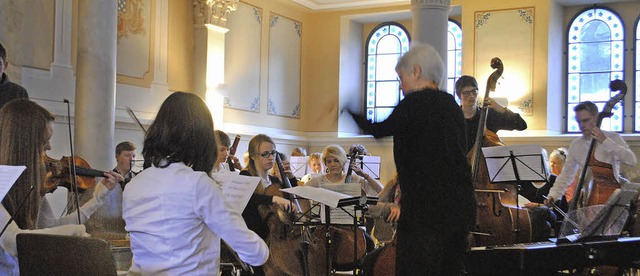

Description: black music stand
[322,196,377,275]
[281,186,377,276]
[482,144,548,243]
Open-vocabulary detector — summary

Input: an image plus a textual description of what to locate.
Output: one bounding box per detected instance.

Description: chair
[17,233,117,276]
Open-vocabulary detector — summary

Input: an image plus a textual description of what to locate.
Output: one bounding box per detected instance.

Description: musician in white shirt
[123,92,268,275]
[545,101,636,207]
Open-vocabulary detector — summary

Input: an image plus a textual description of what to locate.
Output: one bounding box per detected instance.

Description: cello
[567,80,627,211]
[259,152,326,276]
[470,57,532,246]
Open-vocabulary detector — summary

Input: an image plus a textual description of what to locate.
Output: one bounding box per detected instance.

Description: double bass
[470,57,532,246]
[567,80,627,211]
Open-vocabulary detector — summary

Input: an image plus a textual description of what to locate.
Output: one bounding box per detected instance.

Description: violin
[43,155,108,193]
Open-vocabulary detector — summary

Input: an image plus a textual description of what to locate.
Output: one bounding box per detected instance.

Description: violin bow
[126,107,148,134]
[63,99,83,224]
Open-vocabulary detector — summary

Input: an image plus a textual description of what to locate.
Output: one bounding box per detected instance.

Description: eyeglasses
[259,150,278,158]
[460,89,478,96]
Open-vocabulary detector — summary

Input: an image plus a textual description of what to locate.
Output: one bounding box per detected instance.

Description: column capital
[411,0,450,9]
[193,0,238,28]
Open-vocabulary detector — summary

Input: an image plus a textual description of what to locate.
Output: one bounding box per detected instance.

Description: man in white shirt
[545,101,637,207]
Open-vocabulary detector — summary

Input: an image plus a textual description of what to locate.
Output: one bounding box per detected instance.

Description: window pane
[366,82,375,107]
[579,73,611,102]
[375,81,400,106]
[377,36,400,54]
[376,54,400,81]
[580,20,611,42]
[375,108,394,122]
[579,42,610,72]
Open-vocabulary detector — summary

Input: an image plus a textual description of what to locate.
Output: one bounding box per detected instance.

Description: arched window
[635,17,640,132]
[447,20,463,102]
[365,22,410,123]
[566,7,624,133]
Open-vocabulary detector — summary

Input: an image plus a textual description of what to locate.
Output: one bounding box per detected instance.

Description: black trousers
[396,228,469,276]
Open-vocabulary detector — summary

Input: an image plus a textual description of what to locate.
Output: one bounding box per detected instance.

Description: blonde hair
[322,145,347,167]
[550,147,568,164]
[308,152,321,164]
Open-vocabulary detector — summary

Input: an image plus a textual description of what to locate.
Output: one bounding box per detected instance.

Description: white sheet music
[211,173,261,213]
[281,185,362,224]
[289,156,309,179]
[0,166,26,201]
[361,156,381,179]
[481,144,548,183]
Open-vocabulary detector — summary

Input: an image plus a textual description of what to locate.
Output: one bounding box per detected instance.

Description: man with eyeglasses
[455,75,527,152]
[545,101,636,208]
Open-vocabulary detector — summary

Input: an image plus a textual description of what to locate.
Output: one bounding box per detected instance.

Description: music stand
[281,186,377,276]
[482,144,549,243]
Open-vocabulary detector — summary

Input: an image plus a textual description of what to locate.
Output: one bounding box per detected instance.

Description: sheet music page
[211,173,261,213]
[0,166,25,200]
[361,156,381,179]
[289,156,309,179]
[481,144,548,182]
[280,186,351,208]
[319,183,361,224]
[0,165,25,200]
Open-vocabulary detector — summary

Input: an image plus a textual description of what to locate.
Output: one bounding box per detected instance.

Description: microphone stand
[64,99,82,225]
[0,186,35,238]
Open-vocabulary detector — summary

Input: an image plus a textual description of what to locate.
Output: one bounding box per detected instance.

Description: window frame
[565,6,625,133]
[363,22,411,123]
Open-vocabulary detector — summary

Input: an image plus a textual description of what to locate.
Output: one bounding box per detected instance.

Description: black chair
[17,233,117,276]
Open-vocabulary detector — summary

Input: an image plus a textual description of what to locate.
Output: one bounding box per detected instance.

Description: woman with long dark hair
[123,92,268,275]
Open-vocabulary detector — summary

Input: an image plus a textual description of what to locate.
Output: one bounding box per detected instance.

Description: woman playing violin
[238,134,298,276]
[304,144,383,195]
[455,75,527,152]
[0,99,123,275]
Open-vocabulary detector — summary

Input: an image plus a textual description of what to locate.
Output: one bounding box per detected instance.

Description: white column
[51,0,74,80]
[75,0,117,171]
[192,0,238,129]
[151,0,169,93]
[411,0,450,89]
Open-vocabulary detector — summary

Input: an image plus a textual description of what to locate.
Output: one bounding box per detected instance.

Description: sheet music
[289,156,309,179]
[481,144,548,183]
[0,166,26,200]
[211,173,261,213]
[280,186,352,208]
[361,156,381,179]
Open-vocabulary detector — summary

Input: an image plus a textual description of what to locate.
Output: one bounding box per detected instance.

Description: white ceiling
[291,0,636,11]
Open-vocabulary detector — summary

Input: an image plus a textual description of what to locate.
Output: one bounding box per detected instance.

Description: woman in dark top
[455,75,528,152]
[238,134,298,276]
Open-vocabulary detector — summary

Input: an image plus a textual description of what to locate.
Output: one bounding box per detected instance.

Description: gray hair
[395,43,445,88]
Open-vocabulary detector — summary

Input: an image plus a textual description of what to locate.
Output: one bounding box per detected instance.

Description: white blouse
[123,162,268,275]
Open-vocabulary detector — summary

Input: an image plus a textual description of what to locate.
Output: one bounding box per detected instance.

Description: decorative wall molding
[193,0,239,28]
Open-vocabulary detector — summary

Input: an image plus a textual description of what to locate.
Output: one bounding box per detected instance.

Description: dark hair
[0,42,6,62]
[573,101,598,117]
[0,99,54,229]
[142,92,217,174]
[215,130,231,147]
[454,75,478,97]
[115,141,136,155]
